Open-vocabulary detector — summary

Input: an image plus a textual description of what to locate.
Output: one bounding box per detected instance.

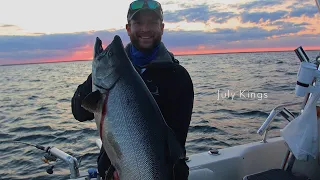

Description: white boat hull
[71,137,320,180]
[188,137,320,180]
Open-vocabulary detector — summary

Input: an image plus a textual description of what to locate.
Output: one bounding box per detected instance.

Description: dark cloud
[289,4,318,18]
[241,11,287,23]
[0,30,130,63]
[269,22,310,36]
[0,30,129,53]
[271,21,310,27]
[0,21,310,64]
[237,1,318,23]
[239,0,279,10]
[0,49,67,61]
[0,0,317,65]
[163,12,184,22]
[160,24,307,49]
[0,24,17,28]
[226,34,320,50]
[164,5,212,22]
[287,2,301,9]
[164,1,317,25]
[164,5,236,23]
[211,11,238,23]
[0,24,22,31]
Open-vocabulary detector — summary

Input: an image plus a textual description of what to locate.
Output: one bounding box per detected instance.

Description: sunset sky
[1,0,320,65]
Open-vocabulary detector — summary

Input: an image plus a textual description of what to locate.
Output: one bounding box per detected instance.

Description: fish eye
[108,51,113,56]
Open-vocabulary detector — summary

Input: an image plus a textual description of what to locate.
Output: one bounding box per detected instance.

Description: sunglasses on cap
[127,0,163,22]
[129,0,161,10]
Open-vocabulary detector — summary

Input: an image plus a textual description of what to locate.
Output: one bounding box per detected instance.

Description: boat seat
[243,169,309,180]
[188,168,214,180]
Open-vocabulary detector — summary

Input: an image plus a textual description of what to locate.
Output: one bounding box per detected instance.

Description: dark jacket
[71,42,194,179]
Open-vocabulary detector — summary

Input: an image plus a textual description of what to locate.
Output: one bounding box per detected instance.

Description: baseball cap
[127,0,163,22]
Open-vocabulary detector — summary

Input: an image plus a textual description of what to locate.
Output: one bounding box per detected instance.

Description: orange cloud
[25,41,112,64]
[197,45,207,50]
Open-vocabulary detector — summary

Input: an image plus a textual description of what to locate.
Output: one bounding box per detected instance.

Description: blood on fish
[100,91,109,140]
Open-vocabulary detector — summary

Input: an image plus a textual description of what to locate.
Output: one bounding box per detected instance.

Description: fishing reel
[294,45,320,98]
[40,149,84,175]
[41,153,58,174]
[295,61,320,97]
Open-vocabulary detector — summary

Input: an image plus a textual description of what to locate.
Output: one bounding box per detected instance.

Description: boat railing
[258,45,318,143]
[257,102,301,143]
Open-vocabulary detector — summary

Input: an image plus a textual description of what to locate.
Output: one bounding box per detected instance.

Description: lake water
[1,50,319,179]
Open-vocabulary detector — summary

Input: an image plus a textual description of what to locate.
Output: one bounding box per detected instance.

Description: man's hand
[113,171,119,180]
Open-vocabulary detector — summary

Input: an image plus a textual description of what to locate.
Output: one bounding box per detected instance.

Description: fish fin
[104,165,116,180]
[81,90,102,113]
[167,127,185,165]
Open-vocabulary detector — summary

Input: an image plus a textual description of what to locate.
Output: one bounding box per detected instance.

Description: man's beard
[130,35,162,53]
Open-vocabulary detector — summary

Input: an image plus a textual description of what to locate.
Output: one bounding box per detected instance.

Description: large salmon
[81,35,184,180]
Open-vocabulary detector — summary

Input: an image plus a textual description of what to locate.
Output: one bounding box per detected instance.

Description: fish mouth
[94,83,108,91]
[93,74,112,90]
[93,77,112,91]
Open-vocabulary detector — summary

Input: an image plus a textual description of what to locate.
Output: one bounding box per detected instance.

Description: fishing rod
[9,140,81,179]
[12,140,46,151]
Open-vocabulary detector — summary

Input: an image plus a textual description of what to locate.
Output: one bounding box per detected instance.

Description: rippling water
[1,51,319,180]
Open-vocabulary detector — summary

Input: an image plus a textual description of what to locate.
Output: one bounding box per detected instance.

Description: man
[71,0,194,179]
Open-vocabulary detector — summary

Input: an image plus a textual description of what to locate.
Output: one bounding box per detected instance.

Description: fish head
[82,35,130,113]
[92,35,127,91]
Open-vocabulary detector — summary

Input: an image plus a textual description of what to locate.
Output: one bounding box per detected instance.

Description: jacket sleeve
[172,64,194,153]
[170,64,194,180]
[71,74,94,122]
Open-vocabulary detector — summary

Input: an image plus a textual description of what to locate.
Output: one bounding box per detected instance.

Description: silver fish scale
[100,74,169,180]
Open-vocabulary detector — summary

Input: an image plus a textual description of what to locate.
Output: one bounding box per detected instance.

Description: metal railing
[257,102,301,143]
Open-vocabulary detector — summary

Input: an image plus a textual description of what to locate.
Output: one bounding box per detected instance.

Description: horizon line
[1,48,320,66]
